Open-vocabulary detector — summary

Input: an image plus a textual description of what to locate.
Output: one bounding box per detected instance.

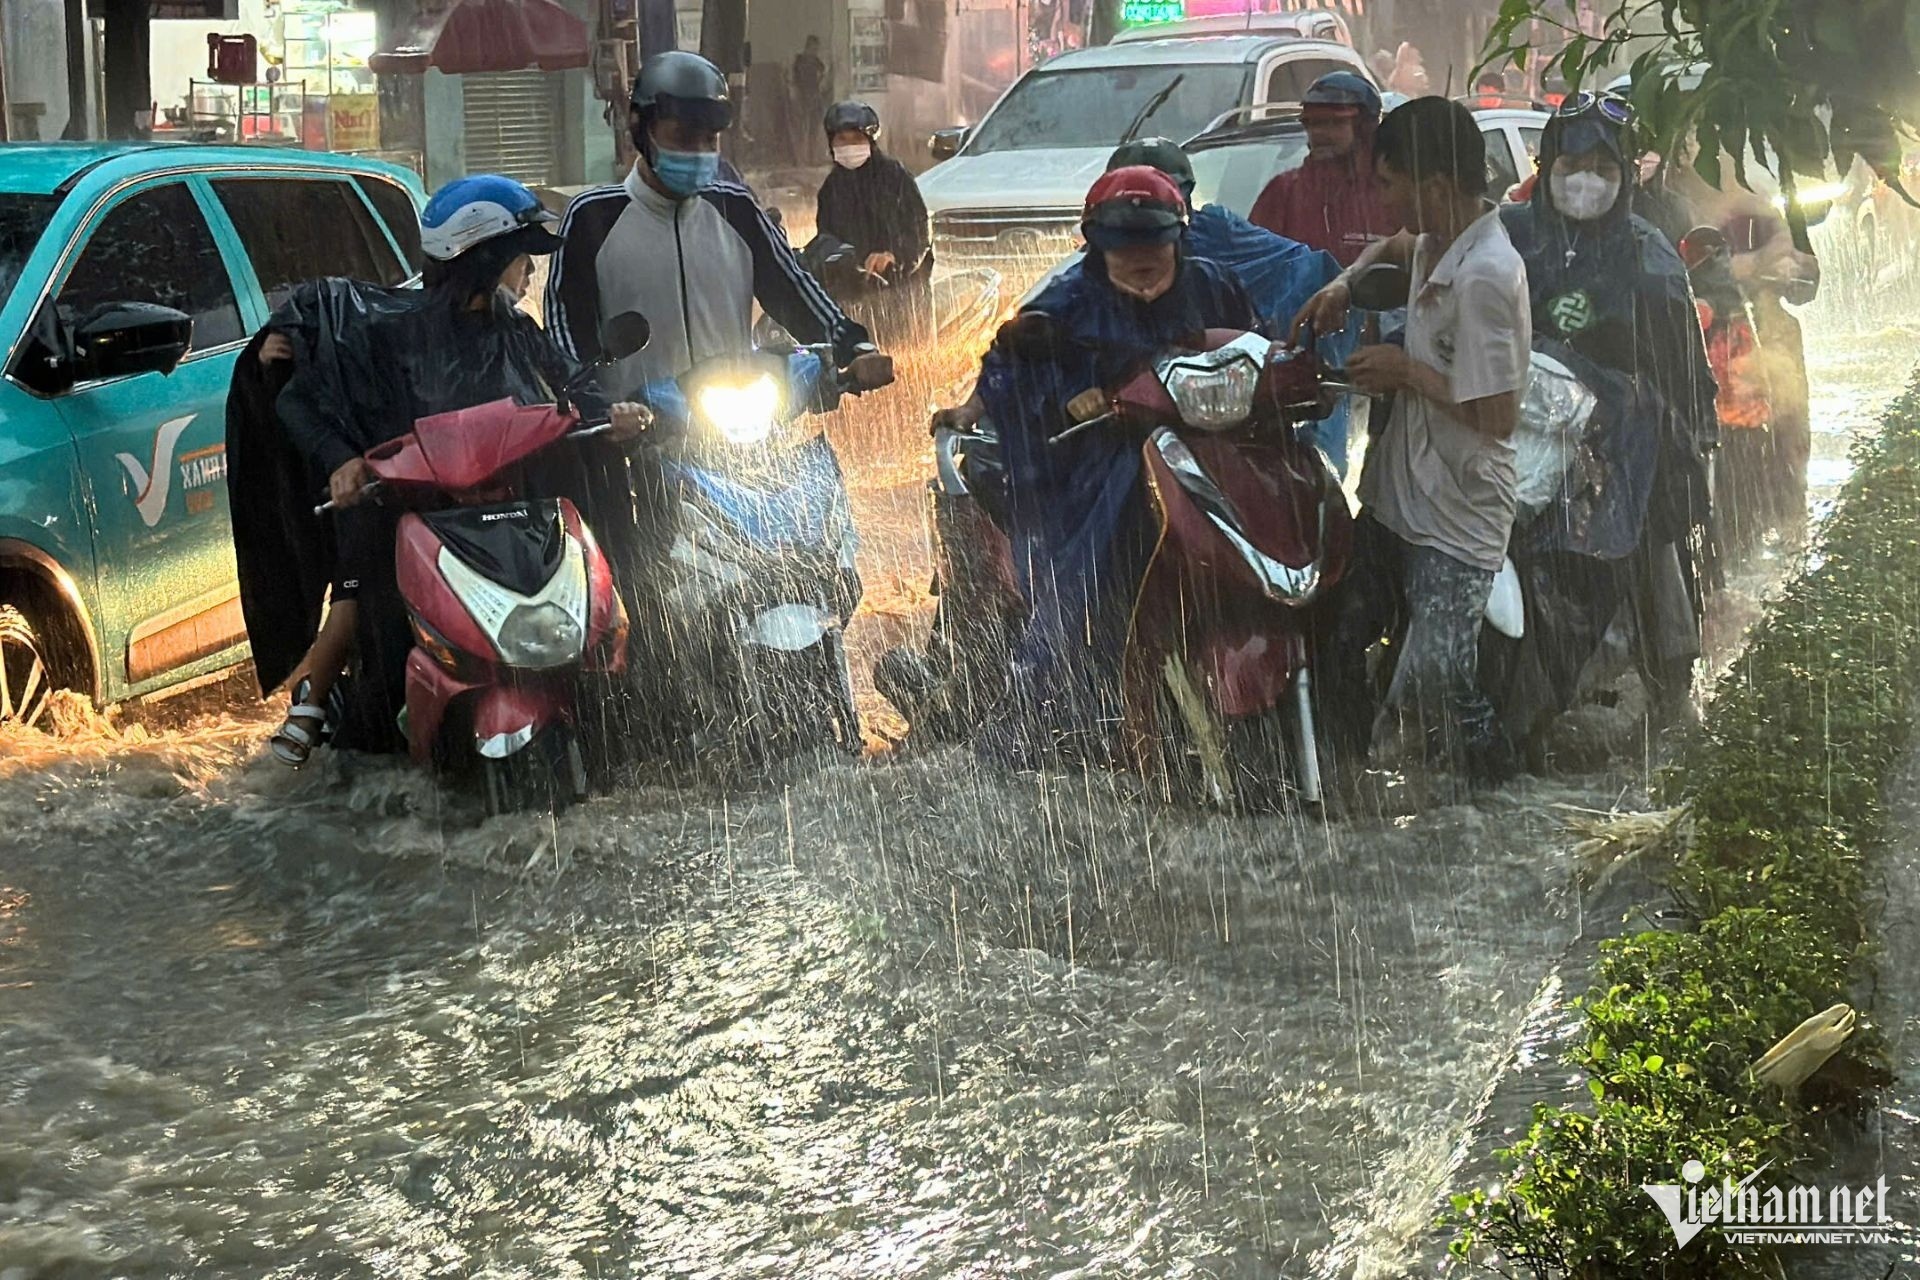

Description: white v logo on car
[116,414,196,529]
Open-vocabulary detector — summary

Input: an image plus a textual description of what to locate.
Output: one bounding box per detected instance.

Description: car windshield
[0,194,56,312]
[1189,133,1311,216]
[966,64,1250,154]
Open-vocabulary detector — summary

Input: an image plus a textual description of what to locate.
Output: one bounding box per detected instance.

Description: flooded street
[2,307,1915,1278]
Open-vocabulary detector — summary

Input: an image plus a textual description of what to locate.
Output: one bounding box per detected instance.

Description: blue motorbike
[638,345,864,763]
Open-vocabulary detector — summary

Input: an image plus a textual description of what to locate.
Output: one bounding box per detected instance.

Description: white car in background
[1473,102,1548,195]
[917,34,1372,267]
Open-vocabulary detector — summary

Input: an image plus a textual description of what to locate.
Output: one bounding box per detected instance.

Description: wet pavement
[0,298,1915,1277]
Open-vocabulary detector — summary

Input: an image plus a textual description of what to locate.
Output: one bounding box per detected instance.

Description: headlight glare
[698,373,782,446]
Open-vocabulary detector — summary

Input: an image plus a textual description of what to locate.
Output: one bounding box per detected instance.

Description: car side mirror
[1348,263,1411,312]
[602,311,651,361]
[72,302,194,383]
[929,125,970,161]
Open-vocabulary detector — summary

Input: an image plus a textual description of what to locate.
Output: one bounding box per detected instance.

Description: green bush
[1445,381,1920,1276]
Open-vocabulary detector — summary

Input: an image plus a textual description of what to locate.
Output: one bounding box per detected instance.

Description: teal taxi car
[0,143,424,727]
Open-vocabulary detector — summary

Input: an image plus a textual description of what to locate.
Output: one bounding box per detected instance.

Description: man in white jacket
[544,50,894,398]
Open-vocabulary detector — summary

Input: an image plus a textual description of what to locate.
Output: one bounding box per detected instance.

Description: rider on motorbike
[1495,94,1719,735]
[977,166,1258,759]
[935,138,1354,466]
[805,99,934,346]
[544,52,892,396]
[1249,71,1395,267]
[228,175,651,764]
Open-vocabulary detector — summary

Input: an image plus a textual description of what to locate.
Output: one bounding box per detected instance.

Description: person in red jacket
[1249,71,1393,266]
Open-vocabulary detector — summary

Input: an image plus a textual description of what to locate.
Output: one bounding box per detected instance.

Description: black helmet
[823,99,880,140]
[631,51,733,133]
[1106,136,1194,197]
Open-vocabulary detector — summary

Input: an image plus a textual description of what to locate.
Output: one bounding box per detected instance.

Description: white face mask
[832,142,872,169]
[1550,168,1620,221]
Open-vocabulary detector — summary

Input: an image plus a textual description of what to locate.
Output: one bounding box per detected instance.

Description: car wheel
[0,604,56,731]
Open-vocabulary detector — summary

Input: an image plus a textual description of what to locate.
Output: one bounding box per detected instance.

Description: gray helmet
[824,99,881,141]
[1106,136,1194,196]
[631,51,733,133]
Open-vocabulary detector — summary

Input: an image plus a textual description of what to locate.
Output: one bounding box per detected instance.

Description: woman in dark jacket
[1495,96,1719,741]
[229,175,649,764]
[808,100,934,345]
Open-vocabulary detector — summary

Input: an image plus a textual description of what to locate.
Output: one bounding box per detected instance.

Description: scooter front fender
[472,682,571,759]
[404,648,484,767]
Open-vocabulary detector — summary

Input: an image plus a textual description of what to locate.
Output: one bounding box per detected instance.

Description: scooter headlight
[697,373,783,446]
[1162,354,1260,431]
[496,601,584,668]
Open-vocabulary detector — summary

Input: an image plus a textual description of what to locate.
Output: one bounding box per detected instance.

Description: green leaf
[1588,1078,1606,1104]
[1644,1054,1665,1073]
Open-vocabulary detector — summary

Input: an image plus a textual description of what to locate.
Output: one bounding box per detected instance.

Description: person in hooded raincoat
[806,99,934,347]
[227,175,651,764]
[935,137,1353,466]
[1249,72,1395,267]
[974,167,1256,758]
[1495,94,1719,738]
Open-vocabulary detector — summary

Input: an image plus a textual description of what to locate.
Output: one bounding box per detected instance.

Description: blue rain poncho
[979,250,1256,740]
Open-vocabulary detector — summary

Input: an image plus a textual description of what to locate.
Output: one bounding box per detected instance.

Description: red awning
[368,0,589,76]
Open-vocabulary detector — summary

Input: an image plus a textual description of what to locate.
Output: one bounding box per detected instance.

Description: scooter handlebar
[312,479,384,516]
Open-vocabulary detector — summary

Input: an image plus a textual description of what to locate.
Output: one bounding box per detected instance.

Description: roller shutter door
[462,70,563,185]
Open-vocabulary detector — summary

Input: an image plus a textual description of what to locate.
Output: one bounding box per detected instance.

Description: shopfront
[148,0,390,153]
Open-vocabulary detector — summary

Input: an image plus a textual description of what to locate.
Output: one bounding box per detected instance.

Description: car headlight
[1163,357,1259,430]
[496,601,584,668]
[697,373,782,446]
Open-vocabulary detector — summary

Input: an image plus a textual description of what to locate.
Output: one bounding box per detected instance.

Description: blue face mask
[651,147,720,197]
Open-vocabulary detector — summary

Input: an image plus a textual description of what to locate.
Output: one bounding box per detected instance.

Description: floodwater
[1,286,1915,1277]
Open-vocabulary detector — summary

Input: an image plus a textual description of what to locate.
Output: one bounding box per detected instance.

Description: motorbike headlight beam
[697,373,784,447]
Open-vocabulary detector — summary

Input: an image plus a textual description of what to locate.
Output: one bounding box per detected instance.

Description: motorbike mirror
[1348,263,1411,312]
[1677,224,1726,270]
[995,310,1063,358]
[602,312,651,362]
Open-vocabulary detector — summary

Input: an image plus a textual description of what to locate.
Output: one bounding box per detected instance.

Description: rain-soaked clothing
[1248,136,1394,267]
[1331,209,1529,784]
[1020,205,1354,467]
[1496,124,1718,728]
[226,278,630,753]
[977,250,1256,746]
[809,146,935,346]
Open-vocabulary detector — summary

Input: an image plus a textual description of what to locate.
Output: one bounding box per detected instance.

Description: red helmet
[1082,165,1188,250]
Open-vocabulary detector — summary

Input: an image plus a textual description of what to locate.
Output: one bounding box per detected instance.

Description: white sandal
[270,678,331,766]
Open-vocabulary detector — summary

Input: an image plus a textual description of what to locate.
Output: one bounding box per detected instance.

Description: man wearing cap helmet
[1250,71,1394,267]
[545,52,890,399]
[971,166,1257,757]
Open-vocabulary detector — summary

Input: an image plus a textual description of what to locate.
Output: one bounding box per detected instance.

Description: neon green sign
[1121,0,1185,23]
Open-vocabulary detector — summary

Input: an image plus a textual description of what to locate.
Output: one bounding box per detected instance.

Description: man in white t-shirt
[1294,96,1532,789]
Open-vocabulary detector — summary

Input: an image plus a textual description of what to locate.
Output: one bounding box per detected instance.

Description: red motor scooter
[318,313,651,814]
[887,312,1359,809]
[1075,325,1355,810]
